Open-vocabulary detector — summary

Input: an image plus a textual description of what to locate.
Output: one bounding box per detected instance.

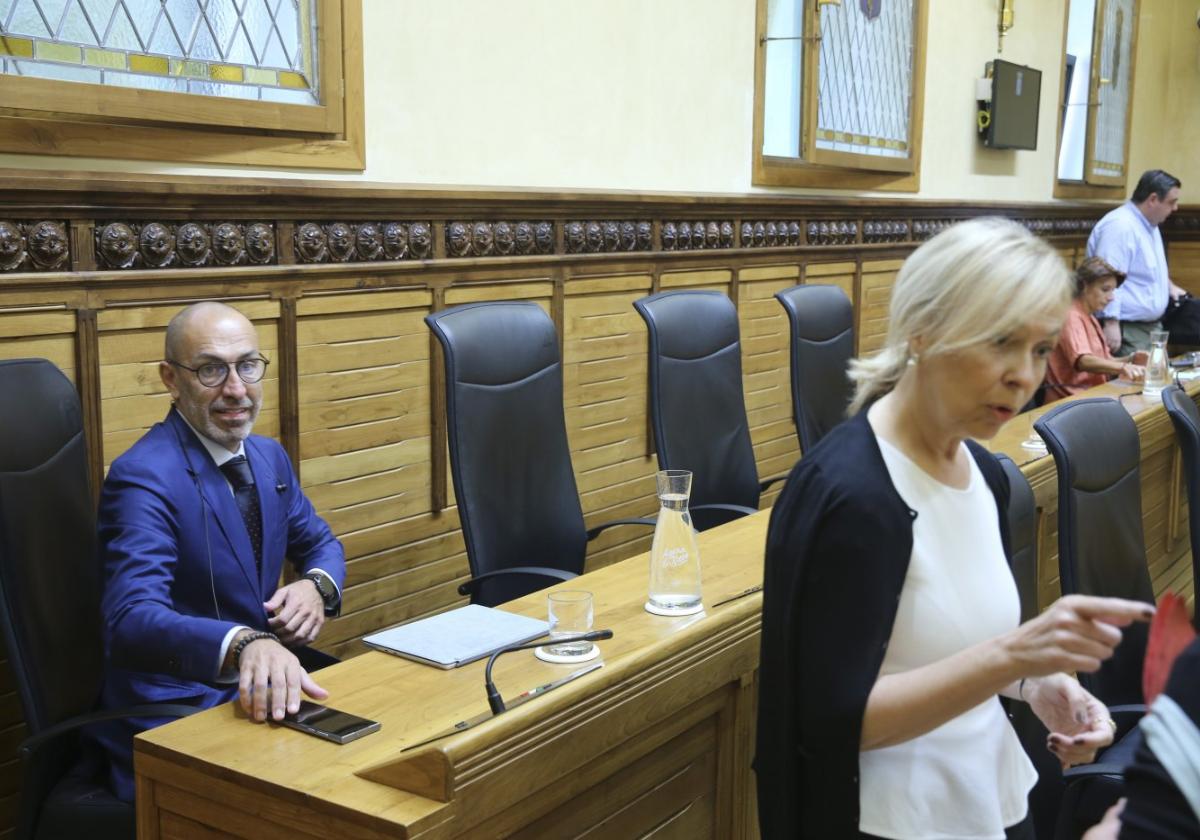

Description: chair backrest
[1035,398,1153,704]
[996,453,1039,623]
[0,359,103,735]
[1161,383,1200,628]
[0,359,104,836]
[633,290,759,531]
[425,302,587,606]
[774,284,854,451]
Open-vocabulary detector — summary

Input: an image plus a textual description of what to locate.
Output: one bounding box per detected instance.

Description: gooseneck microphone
[483,629,614,714]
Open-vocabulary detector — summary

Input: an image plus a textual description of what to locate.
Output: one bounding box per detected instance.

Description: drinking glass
[547,591,594,657]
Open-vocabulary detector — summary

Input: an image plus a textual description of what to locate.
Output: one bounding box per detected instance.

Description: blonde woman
[756,218,1154,840]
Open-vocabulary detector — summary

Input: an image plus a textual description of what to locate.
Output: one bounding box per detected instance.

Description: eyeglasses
[167,357,269,388]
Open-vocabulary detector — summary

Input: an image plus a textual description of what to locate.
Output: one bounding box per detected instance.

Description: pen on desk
[508,661,604,708]
[710,585,763,608]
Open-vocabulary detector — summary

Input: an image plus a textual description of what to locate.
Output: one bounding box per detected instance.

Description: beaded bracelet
[232,631,279,669]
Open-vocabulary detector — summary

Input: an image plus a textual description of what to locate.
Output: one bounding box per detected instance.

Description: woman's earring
[907,353,919,367]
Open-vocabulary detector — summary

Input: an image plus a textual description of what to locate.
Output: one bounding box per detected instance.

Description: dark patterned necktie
[220,455,262,574]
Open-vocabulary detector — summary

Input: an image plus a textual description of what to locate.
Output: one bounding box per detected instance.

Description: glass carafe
[1143,328,1171,399]
[647,470,703,615]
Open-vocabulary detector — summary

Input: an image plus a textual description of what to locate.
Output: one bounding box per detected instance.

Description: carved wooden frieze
[862,220,909,244]
[446,221,555,258]
[911,219,957,241]
[95,221,275,269]
[1053,218,1094,234]
[661,221,734,251]
[803,221,857,246]
[737,220,802,248]
[295,221,432,263]
[562,220,652,254]
[0,220,69,272]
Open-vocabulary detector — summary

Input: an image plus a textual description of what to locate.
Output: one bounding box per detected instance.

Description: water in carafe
[1143,329,1171,399]
[648,470,702,613]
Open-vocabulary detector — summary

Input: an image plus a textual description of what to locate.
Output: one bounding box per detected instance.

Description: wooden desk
[135,512,770,839]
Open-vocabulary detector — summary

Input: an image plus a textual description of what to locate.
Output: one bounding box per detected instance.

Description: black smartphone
[280,701,381,744]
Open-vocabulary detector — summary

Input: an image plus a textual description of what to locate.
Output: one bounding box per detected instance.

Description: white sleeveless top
[857,437,1037,839]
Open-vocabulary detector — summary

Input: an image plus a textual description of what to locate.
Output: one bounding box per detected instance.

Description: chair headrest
[635,291,738,360]
[428,302,559,386]
[0,359,82,473]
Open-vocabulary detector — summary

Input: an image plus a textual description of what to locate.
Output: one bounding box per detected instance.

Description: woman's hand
[1120,362,1146,382]
[1130,350,1149,366]
[1025,674,1114,769]
[1001,595,1153,678]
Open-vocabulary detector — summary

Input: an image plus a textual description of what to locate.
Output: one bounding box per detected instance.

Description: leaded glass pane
[0,0,319,104]
[815,0,914,159]
[1090,0,1133,180]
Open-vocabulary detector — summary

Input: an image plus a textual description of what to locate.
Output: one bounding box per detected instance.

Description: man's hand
[264,579,325,647]
[1170,281,1188,300]
[1102,319,1122,354]
[235,632,328,722]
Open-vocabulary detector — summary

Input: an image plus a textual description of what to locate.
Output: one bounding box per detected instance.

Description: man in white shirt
[1087,169,1184,355]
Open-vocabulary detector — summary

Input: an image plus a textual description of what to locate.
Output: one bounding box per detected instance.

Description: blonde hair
[847,217,1071,415]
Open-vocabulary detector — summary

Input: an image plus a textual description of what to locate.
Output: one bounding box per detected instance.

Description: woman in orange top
[1045,257,1147,402]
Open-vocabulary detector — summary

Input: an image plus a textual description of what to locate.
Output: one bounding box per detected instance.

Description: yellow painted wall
[0,0,1190,202]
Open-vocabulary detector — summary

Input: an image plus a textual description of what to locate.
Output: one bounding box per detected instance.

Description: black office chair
[1162,383,1200,625]
[633,290,785,532]
[996,454,1039,624]
[1034,398,1154,838]
[426,302,654,607]
[774,284,854,452]
[0,359,195,839]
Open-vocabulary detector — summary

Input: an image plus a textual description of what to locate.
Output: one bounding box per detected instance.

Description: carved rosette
[660,220,735,251]
[0,221,27,271]
[738,220,802,248]
[862,220,909,244]
[562,220,651,254]
[801,221,857,246]
[911,219,955,241]
[295,222,432,262]
[94,221,274,269]
[447,221,556,257]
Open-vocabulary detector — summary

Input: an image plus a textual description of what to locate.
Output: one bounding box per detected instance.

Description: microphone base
[534,644,600,664]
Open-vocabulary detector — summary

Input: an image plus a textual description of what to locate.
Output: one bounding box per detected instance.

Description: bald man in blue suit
[89,302,345,802]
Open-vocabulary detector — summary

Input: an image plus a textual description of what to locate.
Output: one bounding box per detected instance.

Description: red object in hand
[1143,592,1196,705]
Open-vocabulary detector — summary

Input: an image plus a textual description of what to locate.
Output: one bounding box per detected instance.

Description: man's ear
[159,360,178,400]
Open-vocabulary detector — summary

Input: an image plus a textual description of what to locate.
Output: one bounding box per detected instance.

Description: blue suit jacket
[90,408,344,800]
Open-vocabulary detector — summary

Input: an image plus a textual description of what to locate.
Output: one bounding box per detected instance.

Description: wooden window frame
[751,0,928,192]
[1052,0,1138,200]
[0,0,364,170]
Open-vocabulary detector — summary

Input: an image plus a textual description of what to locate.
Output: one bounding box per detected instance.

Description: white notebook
[362,604,549,669]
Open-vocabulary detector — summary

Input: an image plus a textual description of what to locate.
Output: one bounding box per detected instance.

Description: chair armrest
[759,475,787,492]
[585,517,656,541]
[1108,704,1146,740]
[1062,762,1127,781]
[20,703,200,759]
[457,567,577,597]
[692,503,758,518]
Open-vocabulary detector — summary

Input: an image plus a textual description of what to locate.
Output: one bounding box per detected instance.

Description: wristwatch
[304,571,340,616]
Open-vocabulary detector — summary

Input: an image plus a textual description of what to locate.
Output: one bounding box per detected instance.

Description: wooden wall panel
[1171,241,1200,295]
[0,310,76,383]
[858,259,904,356]
[294,290,463,657]
[738,267,802,499]
[563,275,657,569]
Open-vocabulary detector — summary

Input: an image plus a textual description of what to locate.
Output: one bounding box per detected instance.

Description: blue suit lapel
[167,410,262,603]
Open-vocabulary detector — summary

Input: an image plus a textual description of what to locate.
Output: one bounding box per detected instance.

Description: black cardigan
[755,411,1013,839]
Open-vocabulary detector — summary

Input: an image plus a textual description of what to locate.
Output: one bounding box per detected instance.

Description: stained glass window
[0,0,319,104]
[814,0,914,160]
[760,0,920,177]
